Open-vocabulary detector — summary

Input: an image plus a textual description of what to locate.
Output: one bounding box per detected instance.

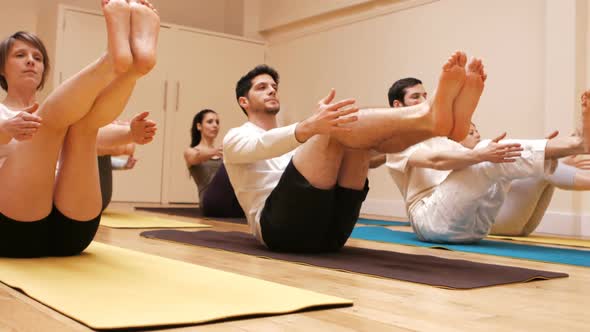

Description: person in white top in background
[465,124,590,236]
[223,51,484,253]
[96,111,158,211]
[373,77,590,238]
[0,0,160,258]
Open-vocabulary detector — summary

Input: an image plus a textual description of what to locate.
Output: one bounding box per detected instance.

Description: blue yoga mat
[351,227,590,267]
[356,218,410,227]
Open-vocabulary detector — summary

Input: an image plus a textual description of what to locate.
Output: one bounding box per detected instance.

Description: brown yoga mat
[135,206,247,224]
[141,230,568,290]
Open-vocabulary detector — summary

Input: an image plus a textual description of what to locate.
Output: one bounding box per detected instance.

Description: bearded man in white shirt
[224,51,482,252]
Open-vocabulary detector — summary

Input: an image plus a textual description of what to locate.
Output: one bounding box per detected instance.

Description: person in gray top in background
[184,109,244,217]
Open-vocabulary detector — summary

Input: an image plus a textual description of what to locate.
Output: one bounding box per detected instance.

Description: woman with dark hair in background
[184,109,244,218]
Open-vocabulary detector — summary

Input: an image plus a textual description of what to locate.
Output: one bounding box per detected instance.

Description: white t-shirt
[385,137,470,212]
[0,104,19,168]
[223,121,302,243]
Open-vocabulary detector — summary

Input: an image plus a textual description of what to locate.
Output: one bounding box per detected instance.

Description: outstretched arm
[369,153,386,169]
[408,133,522,170]
[184,145,222,166]
[293,89,358,143]
[98,143,135,156]
[97,111,156,148]
[97,123,132,147]
[223,123,302,164]
[224,89,359,164]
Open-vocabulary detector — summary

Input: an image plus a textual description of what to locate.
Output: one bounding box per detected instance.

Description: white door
[164,29,264,203]
[57,8,170,202]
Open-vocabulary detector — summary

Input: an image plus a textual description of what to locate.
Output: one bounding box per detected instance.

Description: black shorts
[0,206,101,258]
[260,160,369,253]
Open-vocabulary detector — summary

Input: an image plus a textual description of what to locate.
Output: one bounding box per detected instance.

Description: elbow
[430,162,446,170]
[186,158,198,166]
[428,157,449,170]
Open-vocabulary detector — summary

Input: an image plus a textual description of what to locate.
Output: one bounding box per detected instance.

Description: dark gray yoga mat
[140,230,568,290]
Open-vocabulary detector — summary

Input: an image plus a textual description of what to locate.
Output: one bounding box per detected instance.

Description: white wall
[0,0,38,37]
[243,0,263,40]
[0,0,39,100]
[1,0,248,100]
[266,0,546,199]
[258,0,371,31]
[40,0,244,35]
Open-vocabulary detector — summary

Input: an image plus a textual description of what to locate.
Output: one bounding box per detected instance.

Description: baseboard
[361,199,590,237]
[535,212,590,237]
[360,199,407,219]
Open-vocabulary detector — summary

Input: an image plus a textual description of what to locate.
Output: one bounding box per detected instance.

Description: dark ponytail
[190,109,217,147]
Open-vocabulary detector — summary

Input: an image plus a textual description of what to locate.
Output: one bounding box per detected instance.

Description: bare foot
[581,90,590,151]
[102,0,132,74]
[130,0,160,75]
[431,51,466,137]
[449,58,487,141]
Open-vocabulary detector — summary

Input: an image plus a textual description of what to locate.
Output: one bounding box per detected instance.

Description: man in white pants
[376,77,590,239]
[382,80,590,243]
[463,125,590,236]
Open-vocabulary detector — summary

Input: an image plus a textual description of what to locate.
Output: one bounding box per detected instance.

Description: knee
[134,56,157,76]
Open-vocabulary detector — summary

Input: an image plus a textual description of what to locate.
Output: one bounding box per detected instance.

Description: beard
[264,105,280,115]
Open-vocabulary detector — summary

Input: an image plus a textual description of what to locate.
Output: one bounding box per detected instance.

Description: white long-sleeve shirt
[385,137,469,212]
[223,121,302,243]
[0,104,19,168]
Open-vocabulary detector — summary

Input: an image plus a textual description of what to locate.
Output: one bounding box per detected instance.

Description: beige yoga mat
[488,234,590,248]
[101,211,210,229]
[0,242,351,330]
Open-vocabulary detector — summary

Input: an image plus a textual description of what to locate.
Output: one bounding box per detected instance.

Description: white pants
[409,139,551,243]
[490,160,576,236]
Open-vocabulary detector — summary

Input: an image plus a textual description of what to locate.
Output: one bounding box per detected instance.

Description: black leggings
[0,206,100,258]
[98,155,113,212]
[201,164,245,218]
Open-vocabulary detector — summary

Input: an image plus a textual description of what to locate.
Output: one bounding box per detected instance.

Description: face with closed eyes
[460,123,481,149]
[393,84,427,107]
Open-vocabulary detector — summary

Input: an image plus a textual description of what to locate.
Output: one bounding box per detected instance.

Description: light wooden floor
[2,202,589,332]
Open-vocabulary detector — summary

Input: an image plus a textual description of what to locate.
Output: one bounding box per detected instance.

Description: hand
[197,145,223,159]
[311,89,359,135]
[123,155,138,169]
[214,146,223,159]
[562,155,590,169]
[545,130,559,140]
[0,103,41,141]
[129,111,157,144]
[476,132,523,163]
[295,89,359,142]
